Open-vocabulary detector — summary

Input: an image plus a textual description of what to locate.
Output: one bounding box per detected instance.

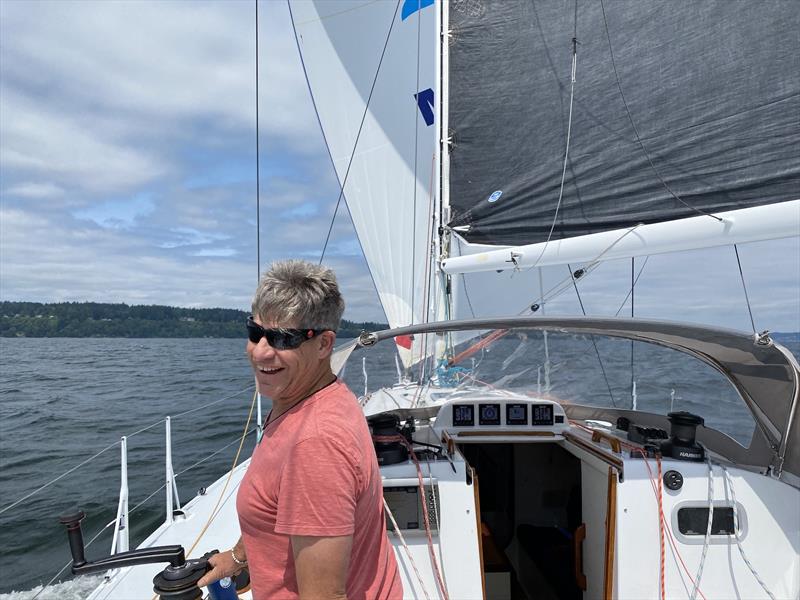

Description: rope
[598,0,721,222]
[733,244,757,334]
[374,434,449,600]
[722,465,776,599]
[656,454,666,600]
[599,434,708,600]
[691,459,714,599]
[286,0,403,264]
[383,498,432,600]
[528,22,579,268]
[184,389,258,559]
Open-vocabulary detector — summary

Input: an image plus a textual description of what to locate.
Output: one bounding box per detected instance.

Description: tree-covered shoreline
[0,301,387,338]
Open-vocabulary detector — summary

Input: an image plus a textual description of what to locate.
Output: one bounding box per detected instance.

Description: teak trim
[603,467,618,600]
[563,431,625,479]
[471,466,487,600]
[455,430,556,438]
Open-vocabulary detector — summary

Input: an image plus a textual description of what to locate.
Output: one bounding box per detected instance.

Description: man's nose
[251,337,277,358]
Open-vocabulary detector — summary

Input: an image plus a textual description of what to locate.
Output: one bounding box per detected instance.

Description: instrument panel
[434,397,568,441]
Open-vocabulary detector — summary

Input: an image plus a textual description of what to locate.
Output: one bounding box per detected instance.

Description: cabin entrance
[460,442,584,600]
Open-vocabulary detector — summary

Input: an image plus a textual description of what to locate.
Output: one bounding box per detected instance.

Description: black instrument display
[478,403,501,425]
[506,403,528,425]
[531,404,554,426]
[452,404,475,427]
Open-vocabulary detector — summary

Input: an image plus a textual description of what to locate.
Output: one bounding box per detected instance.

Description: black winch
[59,508,248,599]
[660,411,705,462]
[369,413,411,466]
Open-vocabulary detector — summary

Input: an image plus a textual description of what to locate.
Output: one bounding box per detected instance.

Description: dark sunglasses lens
[247,322,263,344]
[268,330,305,350]
[247,318,308,349]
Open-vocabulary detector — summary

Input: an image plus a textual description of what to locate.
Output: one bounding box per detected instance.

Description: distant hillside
[0,301,387,338]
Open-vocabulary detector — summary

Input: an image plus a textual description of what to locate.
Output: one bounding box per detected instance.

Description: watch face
[506,403,528,425]
[531,404,554,426]
[452,404,475,427]
[479,403,501,425]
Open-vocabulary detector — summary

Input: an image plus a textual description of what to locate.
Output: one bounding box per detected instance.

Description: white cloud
[2,182,65,199]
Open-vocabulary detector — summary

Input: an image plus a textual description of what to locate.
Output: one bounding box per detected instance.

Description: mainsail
[445,0,799,248]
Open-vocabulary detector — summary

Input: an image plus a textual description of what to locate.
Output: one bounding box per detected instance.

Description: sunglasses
[246,316,327,350]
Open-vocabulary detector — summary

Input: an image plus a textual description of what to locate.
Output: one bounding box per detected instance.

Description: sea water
[0,335,797,598]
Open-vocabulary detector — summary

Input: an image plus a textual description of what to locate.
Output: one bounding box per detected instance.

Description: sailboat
[59,0,799,598]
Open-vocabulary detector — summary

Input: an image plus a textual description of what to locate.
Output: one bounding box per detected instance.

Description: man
[198,260,402,599]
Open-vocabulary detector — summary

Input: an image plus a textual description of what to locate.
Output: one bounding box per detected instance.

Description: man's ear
[318,330,336,359]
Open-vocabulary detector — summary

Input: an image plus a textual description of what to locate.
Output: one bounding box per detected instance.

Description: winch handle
[59,508,186,575]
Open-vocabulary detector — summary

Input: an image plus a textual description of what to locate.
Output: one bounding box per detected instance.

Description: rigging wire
[255,0,261,279]
[0,440,119,517]
[410,0,422,330]
[567,264,618,407]
[613,255,649,316]
[286,0,404,264]
[598,0,721,222]
[630,257,635,405]
[733,244,757,334]
[31,519,117,599]
[0,385,255,517]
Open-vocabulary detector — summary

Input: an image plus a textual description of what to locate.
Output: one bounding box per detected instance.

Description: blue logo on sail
[415,88,435,126]
[487,190,503,203]
[402,0,435,20]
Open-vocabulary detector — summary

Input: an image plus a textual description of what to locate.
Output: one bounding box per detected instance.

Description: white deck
[87,460,250,600]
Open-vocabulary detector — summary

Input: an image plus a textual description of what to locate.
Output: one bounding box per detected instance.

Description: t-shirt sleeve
[274,433,363,537]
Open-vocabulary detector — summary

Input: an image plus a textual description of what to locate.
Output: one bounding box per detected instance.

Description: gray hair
[252,260,345,331]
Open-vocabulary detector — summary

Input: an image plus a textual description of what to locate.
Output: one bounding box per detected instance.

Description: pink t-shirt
[237,380,402,600]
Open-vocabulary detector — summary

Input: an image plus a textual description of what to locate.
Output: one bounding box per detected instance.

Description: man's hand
[196,550,244,588]
[292,534,352,600]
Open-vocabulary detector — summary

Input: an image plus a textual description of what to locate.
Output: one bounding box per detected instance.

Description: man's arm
[292,534,352,600]
[196,537,247,588]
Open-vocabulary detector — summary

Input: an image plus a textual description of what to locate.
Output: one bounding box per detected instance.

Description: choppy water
[0,334,796,598]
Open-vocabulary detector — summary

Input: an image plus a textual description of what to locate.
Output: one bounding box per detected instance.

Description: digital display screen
[531,404,554,426]
[506,403,528,425]
[452,404,475,427]
[479,403,501,425]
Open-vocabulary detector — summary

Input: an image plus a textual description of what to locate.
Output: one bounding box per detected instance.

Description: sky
[1,0,798,331]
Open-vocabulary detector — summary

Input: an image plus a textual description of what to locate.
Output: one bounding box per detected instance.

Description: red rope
[657,455,666,600]
[374,434,449,600]
[570,422,707,599]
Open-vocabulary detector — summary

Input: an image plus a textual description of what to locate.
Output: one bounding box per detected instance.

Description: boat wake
[0,576,104,600]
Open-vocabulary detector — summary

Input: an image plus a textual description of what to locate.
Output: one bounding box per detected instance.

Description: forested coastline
[0,301,387,338]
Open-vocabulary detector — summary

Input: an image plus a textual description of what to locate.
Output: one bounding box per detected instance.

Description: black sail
[447,0,800,246]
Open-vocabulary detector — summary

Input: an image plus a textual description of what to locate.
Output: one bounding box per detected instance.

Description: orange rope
[374,434,449,600]
[657,455,666,600]
[570,422,707,599]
